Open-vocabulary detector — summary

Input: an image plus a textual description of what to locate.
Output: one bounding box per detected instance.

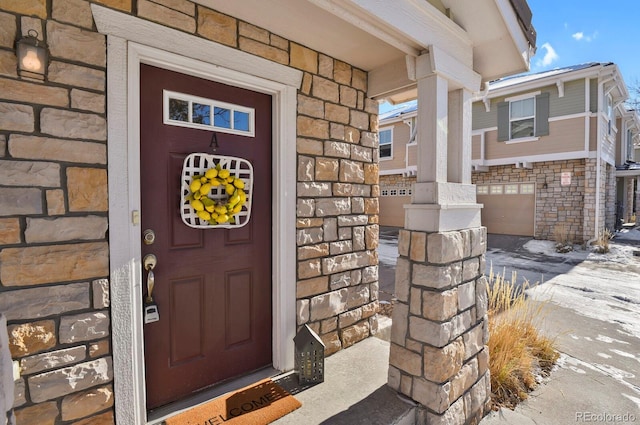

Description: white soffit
[441,0,532,81]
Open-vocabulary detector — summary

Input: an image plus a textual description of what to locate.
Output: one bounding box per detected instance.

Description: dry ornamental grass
[487,268,559,409]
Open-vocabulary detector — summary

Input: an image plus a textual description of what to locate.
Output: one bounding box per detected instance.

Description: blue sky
[528,0,640,86]
[380,2,639,113]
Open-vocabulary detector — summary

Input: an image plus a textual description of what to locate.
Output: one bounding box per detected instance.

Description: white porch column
[388,48,492,425]
[447,88,472,184]
[404,49,481,232]
[416,72,448,183]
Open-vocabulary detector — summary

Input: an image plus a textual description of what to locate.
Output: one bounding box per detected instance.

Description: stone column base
[388,227,491,425]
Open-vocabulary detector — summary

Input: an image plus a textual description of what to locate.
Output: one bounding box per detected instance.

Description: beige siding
[549,79,585,117]
[589,116,597,151]
[589,78,598,113]
[615,117,624,164]
[484,117,586,160]
[406,143,417,167]
[380,121,410,171]
[474,80,586,132]
[472,134,482,160]
[472,101,495,130]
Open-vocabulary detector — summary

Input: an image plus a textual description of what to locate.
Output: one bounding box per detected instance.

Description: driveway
[377,226,640,423]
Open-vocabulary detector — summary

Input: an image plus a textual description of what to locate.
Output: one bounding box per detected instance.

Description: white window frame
[509,97,535,140]
[490,185,503,195]
[520,183,535,194]
[504,184,518,194]
[379,127,393,160]
[163,90,256,137]
[476,185,489,195]
[504,91,540,143]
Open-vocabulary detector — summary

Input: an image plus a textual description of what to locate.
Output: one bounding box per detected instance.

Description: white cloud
[536,42,559,68]
[572,31,598,42]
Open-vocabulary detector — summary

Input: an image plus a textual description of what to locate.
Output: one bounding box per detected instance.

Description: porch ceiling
[196,0,412,72]
[197,0,534,100]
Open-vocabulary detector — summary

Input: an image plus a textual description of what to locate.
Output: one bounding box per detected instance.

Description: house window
[164,90,255,137]
[497,92,549,142]
[379,128,392,159]
[381,189,389,196]
[390,189,397,196]
[476,185,489,195]
[510,97,535,139]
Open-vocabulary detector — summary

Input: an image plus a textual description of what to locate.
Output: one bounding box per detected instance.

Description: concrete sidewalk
[481,300,639,425]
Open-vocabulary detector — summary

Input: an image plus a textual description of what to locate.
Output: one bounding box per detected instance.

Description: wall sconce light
[16,30,48,81]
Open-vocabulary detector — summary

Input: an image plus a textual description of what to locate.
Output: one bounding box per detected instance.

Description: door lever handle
[143,254,157,303]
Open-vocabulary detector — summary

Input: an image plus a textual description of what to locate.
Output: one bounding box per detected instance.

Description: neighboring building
[379,63,640,242]
[0,0,534,424]
[615,108,640,226]
[472,62,639,242]
[378,101,418,227]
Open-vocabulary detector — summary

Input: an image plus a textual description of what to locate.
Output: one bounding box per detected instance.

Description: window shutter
[535,92,550,136]
[497,101,509,141]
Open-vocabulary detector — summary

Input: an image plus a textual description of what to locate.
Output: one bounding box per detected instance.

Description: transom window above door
[164,90,255,137]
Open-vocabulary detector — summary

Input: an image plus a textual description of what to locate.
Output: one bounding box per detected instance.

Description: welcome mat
[165,378,301,425]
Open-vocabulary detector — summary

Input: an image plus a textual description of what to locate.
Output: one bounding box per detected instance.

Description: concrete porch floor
[272,317,416,425]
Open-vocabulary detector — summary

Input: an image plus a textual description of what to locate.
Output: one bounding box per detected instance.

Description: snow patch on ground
[523,234,640,339]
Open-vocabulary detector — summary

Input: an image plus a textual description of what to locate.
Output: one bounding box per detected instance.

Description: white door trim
[93,5,300,424]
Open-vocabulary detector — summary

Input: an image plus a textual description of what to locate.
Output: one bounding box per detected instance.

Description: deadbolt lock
[143,229,156,245]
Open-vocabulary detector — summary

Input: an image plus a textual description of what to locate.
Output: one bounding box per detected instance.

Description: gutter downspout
[589,72,616,244]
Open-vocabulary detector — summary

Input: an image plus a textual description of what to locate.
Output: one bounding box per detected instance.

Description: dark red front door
[139,64,272,409]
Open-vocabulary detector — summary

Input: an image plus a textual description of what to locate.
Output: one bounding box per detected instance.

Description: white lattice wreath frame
[180,153,254,229]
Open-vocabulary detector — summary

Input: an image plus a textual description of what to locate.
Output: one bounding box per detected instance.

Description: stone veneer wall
[636,177,640,224]
[472,160,586,243]
[604,163,617,231]
[0,0,379,423]
[388,228,490,424]
[624,178,635,223]
[584,159,615,240]
[380,173,416,188]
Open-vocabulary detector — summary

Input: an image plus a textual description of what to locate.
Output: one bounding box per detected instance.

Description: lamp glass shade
[17,36,47,79]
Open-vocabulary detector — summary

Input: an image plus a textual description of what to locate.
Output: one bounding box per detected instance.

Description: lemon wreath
[185,164,247,225]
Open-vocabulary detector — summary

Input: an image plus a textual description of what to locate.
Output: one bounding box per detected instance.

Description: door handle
[143,254,157,303]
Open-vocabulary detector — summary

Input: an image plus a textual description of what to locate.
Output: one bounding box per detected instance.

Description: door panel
[478,193,535,236]
[140,64,272,410]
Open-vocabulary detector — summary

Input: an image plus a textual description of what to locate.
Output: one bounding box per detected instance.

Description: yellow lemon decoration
[186,164,249,226]
[189,180,201,193]
[191,199,204,211]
